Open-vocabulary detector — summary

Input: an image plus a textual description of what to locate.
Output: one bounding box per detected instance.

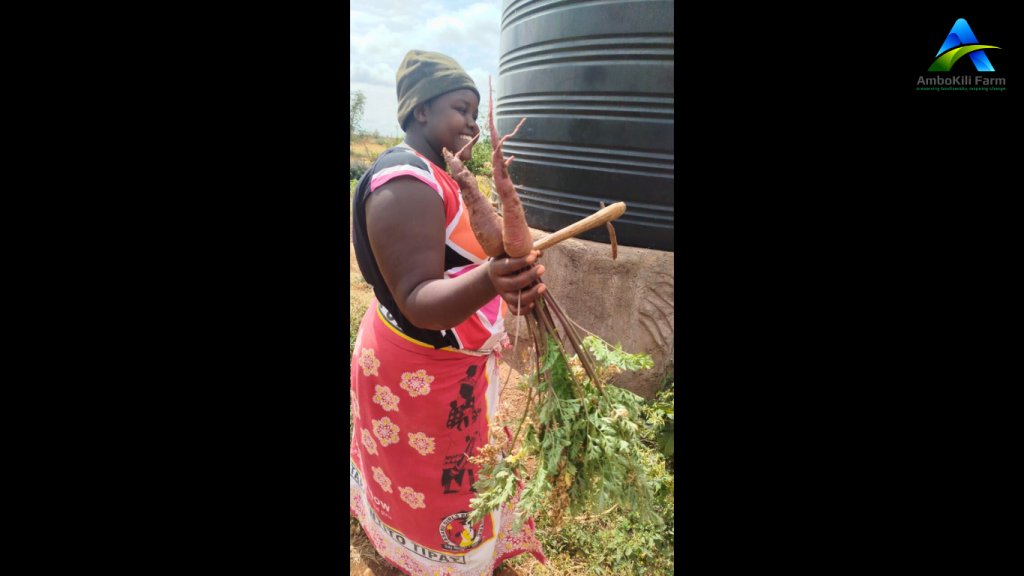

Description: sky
[350,0,502,137]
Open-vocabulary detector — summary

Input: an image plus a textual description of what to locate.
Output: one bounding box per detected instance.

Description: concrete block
[502,228,674,401]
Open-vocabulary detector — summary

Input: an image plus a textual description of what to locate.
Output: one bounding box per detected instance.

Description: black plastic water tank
[496,0,674,252]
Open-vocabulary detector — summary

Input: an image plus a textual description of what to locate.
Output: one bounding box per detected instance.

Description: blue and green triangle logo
[929,19,1000,72]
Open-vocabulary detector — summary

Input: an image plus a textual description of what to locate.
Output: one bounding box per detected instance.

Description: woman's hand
[488,250,546,315]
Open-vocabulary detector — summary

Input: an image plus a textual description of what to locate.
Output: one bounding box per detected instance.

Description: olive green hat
[396,50,479,130]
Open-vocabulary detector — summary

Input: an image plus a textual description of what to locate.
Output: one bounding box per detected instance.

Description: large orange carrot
[443,138,505,258]
[489,77,533,258]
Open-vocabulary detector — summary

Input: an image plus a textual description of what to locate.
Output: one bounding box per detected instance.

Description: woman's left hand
[487,250,546,315]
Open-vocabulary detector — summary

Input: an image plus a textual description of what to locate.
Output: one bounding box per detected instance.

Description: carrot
[443,139,505,258]
[489,76,533,258]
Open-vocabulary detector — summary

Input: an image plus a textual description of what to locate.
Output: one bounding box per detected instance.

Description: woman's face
[422,89,481,163]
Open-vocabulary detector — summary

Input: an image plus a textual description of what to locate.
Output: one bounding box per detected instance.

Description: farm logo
[929,19,1001,71]
[438,511,483,552]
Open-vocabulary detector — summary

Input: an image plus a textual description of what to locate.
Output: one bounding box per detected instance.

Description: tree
[350,90,367,137]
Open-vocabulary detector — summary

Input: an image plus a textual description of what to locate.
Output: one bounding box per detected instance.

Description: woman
[350,50,548,575]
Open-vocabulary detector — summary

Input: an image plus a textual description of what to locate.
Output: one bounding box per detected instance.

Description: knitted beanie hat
[396,50,479,130]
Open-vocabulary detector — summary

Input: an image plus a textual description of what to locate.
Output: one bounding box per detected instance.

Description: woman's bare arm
[365,177,545,331]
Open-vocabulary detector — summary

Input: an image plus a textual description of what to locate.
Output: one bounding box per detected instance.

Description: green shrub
[501,398,676,575]
[350,160,368,180]
[463,136,493,177]
[464,109,495,177]
[375,135,402,147]
[642,369,674,464]
[476,334,675,575]
[350,91,366,137]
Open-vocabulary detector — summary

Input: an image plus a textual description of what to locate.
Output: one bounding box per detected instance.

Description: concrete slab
[502,227,674,401]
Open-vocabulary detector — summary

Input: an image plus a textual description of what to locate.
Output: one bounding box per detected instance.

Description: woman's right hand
[487,251,546,315]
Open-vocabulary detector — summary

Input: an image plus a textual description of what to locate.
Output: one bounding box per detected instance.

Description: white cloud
[349,0,503,136]
[425,16,465,32]
[351,61,396,86]
[466,67,496,120]
[350,10,385,27]
[350,82,402,137]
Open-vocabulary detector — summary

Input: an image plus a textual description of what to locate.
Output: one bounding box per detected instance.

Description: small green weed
[463,135,493,177]
[350,160,368,180]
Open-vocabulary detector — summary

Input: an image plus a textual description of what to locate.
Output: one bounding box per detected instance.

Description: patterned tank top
[351,145,507,351]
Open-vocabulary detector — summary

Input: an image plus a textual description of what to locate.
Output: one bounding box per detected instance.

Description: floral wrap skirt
[350,299,547,575]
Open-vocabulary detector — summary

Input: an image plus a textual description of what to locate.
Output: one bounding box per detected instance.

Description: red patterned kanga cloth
[350,299,547,576]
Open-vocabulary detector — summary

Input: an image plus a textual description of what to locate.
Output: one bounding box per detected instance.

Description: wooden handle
[534,202,627,252]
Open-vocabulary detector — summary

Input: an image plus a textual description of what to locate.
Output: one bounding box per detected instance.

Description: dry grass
[349,517,405,576]
[350,245,374,325]
[476,175,493,198]
[350,135,493,197]
[350,136,393,165]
